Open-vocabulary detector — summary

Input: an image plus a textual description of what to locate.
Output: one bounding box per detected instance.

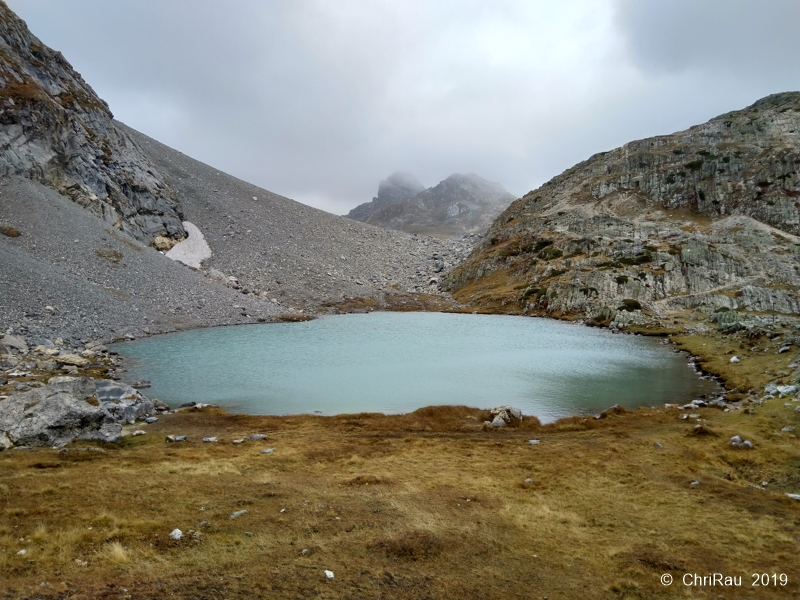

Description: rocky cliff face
[367,173,515,238]
[443,93,800,337]
[346,171,425,222]
[0,1,184,243]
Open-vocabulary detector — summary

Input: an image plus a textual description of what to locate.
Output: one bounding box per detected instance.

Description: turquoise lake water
[112,312,720,423]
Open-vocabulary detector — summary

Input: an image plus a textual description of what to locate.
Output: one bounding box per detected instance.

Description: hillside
[0,1,471,346]
[367,173,515,238]
[443,94,799,319]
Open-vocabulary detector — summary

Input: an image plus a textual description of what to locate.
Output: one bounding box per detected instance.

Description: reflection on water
[113,312,720,423]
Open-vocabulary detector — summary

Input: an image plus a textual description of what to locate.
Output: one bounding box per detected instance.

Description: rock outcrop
[367,173,516,238]
[443,93,800,335]
[0,1,184,243]
[346,171,425,222]
[0,376,155,448]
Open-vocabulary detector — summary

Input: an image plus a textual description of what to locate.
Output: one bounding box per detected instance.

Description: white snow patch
[166,222,212,269]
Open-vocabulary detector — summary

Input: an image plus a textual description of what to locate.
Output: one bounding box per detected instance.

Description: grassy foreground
[2,398,800,599]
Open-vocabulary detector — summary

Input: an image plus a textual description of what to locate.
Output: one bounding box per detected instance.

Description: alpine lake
[111,312,721,423]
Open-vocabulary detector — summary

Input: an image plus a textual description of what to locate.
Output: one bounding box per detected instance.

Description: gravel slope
[1,127,474,346]
[0,176,285,345]
[121,123,474,311]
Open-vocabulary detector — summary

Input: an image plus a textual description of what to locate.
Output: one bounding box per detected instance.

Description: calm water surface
[113,312,719,423]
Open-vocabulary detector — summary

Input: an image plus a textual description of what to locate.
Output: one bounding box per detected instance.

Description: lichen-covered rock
[0,2,184,244]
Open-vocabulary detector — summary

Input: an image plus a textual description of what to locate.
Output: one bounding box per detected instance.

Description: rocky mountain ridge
[443,93,800,342]
[0,2,186,244]
[365,172,515,238]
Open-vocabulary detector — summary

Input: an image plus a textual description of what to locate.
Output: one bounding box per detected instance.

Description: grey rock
[229,510,248,519]
[94,380,155,424]
[169,529,182,540]
[442,93,800,327]
[0,334,28,355]
[144,417,159,424]
[166,435,187,443]
[0,377,121,448]
[202,437,218,443]
[261,448,275,454]
[527,439,540,445]
[787,493,800,501]
[489,405,523,427]
[782,426,796,432]
[248,433,266,441]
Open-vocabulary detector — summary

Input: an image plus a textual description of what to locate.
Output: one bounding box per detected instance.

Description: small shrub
[698,191,706,201]
[615,275,629,285]
[618,299,641,312]
[490,237,499,245]
[0,224,20,237]
[538,247,563,261]
[533,239,553,252]
[672,149,684,155]
[619,252,652,266]
[684,160,704,172]
[370,531,444,561]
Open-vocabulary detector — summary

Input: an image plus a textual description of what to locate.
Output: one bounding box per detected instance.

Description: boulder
[489,405,523,427]
[93,380,155,424]
[57,353,89,367]
[0,377,157,448]
[0,377,121,448]
[0,334,28,355]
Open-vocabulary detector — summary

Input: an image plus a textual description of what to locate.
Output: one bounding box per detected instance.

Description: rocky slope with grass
[442,92,800,390]
[365,173,516,238]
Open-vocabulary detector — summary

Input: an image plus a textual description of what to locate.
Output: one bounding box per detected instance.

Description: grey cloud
[615,0,800,83]
[7,1,800,215]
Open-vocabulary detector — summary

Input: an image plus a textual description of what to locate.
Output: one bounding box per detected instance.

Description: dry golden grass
[1,401,800,599]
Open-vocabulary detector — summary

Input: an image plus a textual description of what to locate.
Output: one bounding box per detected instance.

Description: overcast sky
[8,0,800,214]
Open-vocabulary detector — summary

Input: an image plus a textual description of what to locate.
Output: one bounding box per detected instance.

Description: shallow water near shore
[113,312,720,423]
